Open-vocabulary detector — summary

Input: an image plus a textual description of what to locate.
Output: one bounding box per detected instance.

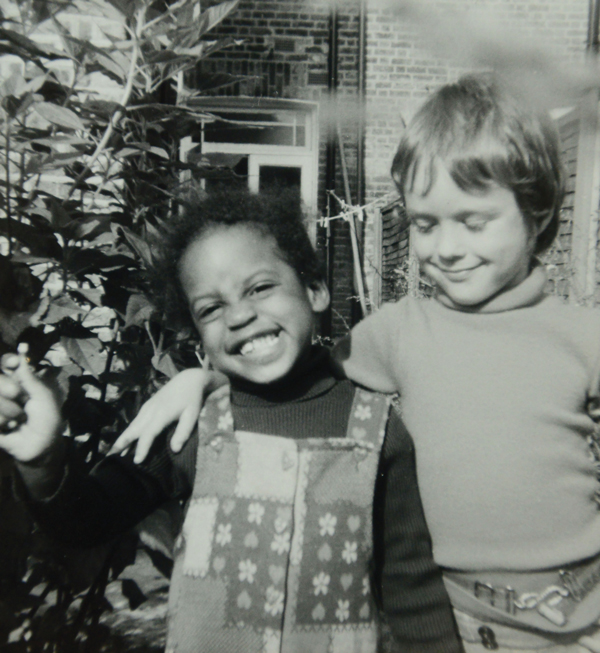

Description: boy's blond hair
[391,74,564,254]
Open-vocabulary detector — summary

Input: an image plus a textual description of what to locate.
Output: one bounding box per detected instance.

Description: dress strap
[197,384,234,444]
[345,387,391,447]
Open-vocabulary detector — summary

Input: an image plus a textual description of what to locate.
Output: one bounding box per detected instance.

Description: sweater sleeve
[19,433,189,548]
[374,406,463,653]
[333,302,402,394]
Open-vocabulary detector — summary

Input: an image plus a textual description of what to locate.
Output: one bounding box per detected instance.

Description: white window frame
[180,97,319,238]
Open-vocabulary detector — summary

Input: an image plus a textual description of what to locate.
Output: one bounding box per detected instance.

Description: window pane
[259,166,301,193]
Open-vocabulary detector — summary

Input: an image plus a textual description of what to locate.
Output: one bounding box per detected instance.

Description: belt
[443,553,600,634]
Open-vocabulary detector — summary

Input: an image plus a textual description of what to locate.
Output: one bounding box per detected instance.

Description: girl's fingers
[0,353,20,373]
[0,374,23,401]
[0,395,25,420]
[170,405,200,454]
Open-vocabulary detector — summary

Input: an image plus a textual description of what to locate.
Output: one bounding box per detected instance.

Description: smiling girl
[0,188,461,653]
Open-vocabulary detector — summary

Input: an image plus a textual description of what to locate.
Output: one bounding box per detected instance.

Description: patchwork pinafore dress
[166,385,390,653]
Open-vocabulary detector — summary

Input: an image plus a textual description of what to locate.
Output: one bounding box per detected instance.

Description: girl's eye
[250,282,275,295]
[196,305,222,322]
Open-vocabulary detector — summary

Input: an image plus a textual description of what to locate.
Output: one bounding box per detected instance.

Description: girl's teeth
[240,333,279,356]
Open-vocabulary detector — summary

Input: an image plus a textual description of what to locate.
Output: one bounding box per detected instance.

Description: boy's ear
[306,279,330,314]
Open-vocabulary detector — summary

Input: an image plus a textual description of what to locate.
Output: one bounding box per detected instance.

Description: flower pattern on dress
[217,412,233,431]
[353,404,372,421]
[264,586,284,616]
[270,531,290,555]
[238,559,257,583]
[335,599,350,622]
[313,571,330,596]
[362,576,370,596]
[248,502,265,525]
[342,541,358,564]
[215,523,232,546]
[318,513,337,537]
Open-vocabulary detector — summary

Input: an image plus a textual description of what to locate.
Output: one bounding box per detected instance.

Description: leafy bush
[0,0,243,649]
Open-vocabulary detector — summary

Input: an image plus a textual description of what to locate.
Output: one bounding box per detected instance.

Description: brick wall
[197,0,364,336]
[362,0,590,305]
[195,1,590,325]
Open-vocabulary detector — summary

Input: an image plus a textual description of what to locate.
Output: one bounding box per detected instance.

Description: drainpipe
[570,0,600,303]
[323,5,338,337]
[357,0,366,206]
[589,0,600,53]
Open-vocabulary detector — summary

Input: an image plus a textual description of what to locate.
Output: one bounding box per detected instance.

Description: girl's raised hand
[0,351,63,465]
[109,368,228,463]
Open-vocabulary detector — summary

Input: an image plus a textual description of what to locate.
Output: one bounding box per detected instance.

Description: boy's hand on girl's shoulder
[0,351,63,466]
[109,368,228,464]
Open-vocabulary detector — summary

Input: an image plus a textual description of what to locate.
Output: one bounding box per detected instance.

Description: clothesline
[311,191,401,226]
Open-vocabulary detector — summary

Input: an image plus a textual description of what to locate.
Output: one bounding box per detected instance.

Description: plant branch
[67,7,146,198]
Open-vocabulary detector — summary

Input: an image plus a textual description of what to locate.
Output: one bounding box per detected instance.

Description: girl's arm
[109,368,228,463]
[377,408,463,652]
[0,354,65,499]
[332,302,402,394]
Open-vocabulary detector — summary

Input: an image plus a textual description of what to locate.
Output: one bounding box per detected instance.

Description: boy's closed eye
[463,215,489,231]
[410,215,437,234]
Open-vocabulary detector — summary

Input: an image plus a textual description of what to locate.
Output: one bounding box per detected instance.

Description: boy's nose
[224,301,257,329]
[435,223,466,262]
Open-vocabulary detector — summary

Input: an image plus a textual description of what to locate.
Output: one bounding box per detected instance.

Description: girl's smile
[178,224,329,385]
[405,160,539,310]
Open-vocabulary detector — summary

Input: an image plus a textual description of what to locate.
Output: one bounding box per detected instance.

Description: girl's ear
[306,279,330,314]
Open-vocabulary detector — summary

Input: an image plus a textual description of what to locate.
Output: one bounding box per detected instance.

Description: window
[180,98,319,223]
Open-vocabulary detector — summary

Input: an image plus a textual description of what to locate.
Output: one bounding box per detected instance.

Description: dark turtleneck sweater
[22,348,461,652]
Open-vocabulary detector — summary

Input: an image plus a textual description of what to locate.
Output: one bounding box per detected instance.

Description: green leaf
[33,102,86,131]
[125,294,155,328]
[0,220,62,258]
[197,0,240,37]
[151,352,179,379]
[91,51,127,82]
[72,287,104,307]
[62,336,106,379]
[149,146,169,159]
[42,295,87,325]
[115,225,153,266]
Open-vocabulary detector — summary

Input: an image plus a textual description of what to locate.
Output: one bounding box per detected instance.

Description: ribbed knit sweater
[338,267,600,572]
[24,347,462,652]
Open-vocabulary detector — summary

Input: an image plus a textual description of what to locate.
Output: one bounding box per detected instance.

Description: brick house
[188,0,598,335]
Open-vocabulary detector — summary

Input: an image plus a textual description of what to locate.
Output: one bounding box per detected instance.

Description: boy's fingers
[170,407,198,453]
[132,432,157,464]
[109,427,141,455]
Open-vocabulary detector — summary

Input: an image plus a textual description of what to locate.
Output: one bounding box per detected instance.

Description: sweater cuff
[392,635,464,653]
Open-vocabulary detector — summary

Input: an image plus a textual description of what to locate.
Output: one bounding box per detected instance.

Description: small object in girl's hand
[17,342,30,363]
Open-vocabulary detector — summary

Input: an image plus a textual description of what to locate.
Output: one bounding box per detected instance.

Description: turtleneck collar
[433,263,548,314]
[230,345,337,407]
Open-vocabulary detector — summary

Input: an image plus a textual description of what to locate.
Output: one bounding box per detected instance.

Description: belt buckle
[474,581,517,615]
[560,569,584,602]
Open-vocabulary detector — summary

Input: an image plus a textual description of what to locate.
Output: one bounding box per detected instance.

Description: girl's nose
[224,300,257,329]
[435,222,466,262]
